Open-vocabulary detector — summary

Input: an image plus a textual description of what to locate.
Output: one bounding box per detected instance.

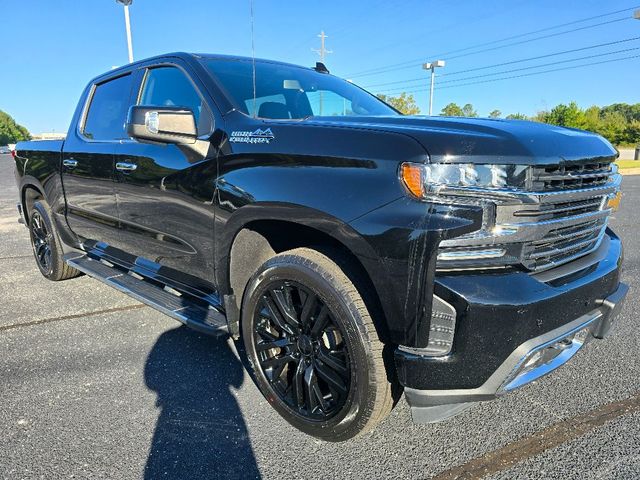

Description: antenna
[250,0,257,118]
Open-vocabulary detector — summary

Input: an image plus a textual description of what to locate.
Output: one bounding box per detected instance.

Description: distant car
[0,146,11,154]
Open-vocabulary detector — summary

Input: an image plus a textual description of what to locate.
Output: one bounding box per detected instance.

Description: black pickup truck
[13,52,628,441]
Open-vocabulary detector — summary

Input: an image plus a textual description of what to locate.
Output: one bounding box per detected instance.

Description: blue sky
[2,0,639,133]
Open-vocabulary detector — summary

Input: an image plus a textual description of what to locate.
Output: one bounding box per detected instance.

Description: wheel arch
[222,207,393,345]
[21,182,45,225]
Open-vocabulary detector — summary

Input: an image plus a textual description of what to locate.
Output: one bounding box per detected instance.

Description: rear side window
[139,66,212,134]
[83,74,132,140]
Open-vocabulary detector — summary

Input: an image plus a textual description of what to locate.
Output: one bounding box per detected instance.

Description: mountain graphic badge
[230,128,275,144]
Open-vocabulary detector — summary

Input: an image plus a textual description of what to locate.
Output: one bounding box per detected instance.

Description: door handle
[115,162,138,172]
[62,159,78,168]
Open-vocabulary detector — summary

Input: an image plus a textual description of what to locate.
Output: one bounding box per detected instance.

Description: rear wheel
[241,247,393,441]
[28,200,81,281]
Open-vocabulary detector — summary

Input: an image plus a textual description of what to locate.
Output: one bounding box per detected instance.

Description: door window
[139,67,212,134]
[306,90,353,116]
[83,74,133,140]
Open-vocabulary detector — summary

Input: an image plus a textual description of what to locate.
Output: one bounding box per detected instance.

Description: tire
[28,200,81,281]
[241,247,393,441]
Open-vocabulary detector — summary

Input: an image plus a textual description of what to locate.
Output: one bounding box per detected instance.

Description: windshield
[200,58,398,119]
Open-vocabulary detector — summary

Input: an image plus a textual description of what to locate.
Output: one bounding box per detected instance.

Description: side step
[65,254,228,337]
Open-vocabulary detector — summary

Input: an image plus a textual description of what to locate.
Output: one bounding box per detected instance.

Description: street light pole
[422,60,445,116]
[116,0,134,63]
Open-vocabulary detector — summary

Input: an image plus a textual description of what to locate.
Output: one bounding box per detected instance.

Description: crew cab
[13,53,628,441]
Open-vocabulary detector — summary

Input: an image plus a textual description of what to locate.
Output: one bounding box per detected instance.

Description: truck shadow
[144,326,261,480]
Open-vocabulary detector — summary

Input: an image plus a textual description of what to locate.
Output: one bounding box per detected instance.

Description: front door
[113,65,218,285]
[62,73,134,246]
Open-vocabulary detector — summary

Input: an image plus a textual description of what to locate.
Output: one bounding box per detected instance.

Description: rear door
[112,63,218,285]
[62,73,134,246]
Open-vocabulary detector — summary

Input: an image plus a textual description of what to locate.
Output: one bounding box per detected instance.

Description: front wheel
[241,247,393,441]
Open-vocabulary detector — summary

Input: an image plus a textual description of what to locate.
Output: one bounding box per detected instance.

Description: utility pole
[116,0,134,63]
[312,30,332,115]
[422,60,445,116]
[312,30,333,63]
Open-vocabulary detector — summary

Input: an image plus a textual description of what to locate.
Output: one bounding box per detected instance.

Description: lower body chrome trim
[404,281,628,423]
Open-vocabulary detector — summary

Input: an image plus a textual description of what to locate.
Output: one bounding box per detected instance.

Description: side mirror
[126,105,197,144]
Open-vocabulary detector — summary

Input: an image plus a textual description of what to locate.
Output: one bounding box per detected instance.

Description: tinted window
[83,74,132,140]
[244,94,289,118]
[306,90,353,116]
[140,67,211,133]
[200,58,398,119]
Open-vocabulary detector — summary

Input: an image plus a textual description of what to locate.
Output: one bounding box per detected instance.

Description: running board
[64,254,228,337]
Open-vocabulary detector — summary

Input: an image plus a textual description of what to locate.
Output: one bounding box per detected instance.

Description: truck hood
[301,115,617,165]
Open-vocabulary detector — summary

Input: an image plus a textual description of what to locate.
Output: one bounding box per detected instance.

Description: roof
[92,52,312,84]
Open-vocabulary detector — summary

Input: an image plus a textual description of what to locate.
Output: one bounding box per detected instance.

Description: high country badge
[229,128,275,144]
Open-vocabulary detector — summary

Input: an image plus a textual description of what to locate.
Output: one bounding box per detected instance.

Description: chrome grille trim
[530,160,614,191]
[438,171,621,272]
[430,173,620,205]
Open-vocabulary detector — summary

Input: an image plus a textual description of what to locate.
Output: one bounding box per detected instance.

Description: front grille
[531,160,614,191]
[437,157,620,273]
[521,217,607,270]
[508,197,605,222]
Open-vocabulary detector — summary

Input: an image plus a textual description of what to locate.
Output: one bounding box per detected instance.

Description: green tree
[506,113,528,120]
[542,102,587,129]
[440,103,464,116]
[462,104,478,118]
[596,111,627,145]
[600,103,640,123]
[0,110,31,144]
[583,105,601,133]
[488,109,502,119]
[531,111,548,123]
[376,93,420,115]
[625,120,640,145]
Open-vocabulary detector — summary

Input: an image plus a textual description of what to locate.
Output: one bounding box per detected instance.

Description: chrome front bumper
[405,281,629,424]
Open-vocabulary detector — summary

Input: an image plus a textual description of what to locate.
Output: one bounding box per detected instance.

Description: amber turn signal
[401,163,425,198]
[607,191,622,211]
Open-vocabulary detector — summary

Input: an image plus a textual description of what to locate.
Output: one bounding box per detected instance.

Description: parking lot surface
[1,154,638,479]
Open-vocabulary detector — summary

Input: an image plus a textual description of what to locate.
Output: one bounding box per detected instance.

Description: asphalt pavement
[0,153,638,480]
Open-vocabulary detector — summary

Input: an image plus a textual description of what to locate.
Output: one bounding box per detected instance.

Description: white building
[32,132,66,140]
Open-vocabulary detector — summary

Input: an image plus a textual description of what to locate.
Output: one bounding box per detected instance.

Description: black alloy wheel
[242,248,394,441]
[30,210,53,275]
[253,280,351,420]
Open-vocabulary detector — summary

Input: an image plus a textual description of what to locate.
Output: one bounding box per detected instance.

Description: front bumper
[396,231,627,423]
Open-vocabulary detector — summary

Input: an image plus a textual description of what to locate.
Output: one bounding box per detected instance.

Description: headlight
[400,162,528,198]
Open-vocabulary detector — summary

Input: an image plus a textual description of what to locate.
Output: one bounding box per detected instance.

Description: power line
[362,36,640,89]
[437,53,640,90]
[373,44,640,94]
[375,54,640,95]
[350,16,630,78]
[438,47,640,85]
[427,6,639,60]
[440,35,640,77]
[345,6,639,78]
